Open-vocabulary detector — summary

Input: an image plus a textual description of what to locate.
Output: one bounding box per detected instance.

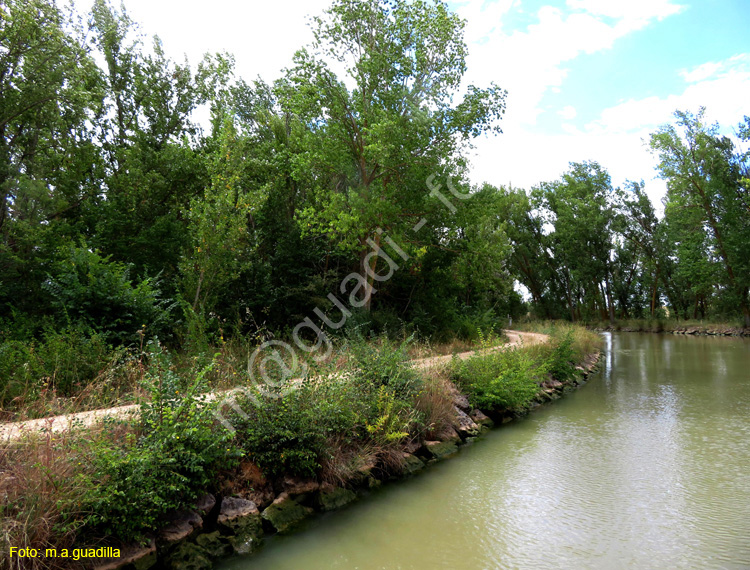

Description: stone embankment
[593,324,749,336]
[94,345,601,570]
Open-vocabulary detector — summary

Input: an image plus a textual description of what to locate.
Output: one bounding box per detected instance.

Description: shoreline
[591,324,749,337]
[95,347,601,570]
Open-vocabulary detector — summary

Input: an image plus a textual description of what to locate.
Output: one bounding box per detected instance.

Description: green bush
[452,348,542,411]
[544,331,576,382]
[43,245,176,346]
[78,347,238,541]
[0,327,119,407]
[236,390,328,478]
[346,333,422,402]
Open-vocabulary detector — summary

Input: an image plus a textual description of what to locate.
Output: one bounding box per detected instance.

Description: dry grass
[1,433,93,570]
[517,321,602,361]
[414,364,456,440]
[319,438,380,486]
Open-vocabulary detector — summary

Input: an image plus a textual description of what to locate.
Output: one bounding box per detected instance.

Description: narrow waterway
[219,333,750,569]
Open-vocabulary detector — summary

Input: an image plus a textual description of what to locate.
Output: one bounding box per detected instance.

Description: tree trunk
[604,275,616,325]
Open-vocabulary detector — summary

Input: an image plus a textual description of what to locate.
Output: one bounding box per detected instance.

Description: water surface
[219,333,750,569]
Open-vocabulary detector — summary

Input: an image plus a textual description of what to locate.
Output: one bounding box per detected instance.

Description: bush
[452,347,542,411]
[79,347,238,542]
[544,331,577,382]
[0,327,120,410]
[346,333,423,402]
[43,245,176,346]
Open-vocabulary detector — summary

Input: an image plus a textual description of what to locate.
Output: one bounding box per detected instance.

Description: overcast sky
[93,0,750,209]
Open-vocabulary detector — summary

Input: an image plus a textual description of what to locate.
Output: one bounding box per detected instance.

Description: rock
[193,494,216,517]
[402,439,421,454]
[399,452,425,475]
[162,542,212,570]
[261,492,313,533]
[194,531,230,559]
[436,426,462,444]
[469,409,494,429]
[421,440,459,461]
[449,384,471,412]
[317,485,357,511]
[94,541,157,570]
[453,407,480,438]
[158,511,202,545]
[217,497,263,555]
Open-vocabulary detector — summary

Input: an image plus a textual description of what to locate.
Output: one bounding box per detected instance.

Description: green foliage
[364,386,412,445]
[78,347,238,541]
[0,327,118,407]
[452,347,542,412]
[43,246,175,346]
[236,390,328,479]
[544,331,577,382]
[347,333,423,402]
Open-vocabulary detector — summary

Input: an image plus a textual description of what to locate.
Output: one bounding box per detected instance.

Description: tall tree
[650,109,750,326]
[281,0,506,310]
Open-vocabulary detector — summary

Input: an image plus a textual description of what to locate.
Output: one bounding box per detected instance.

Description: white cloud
[100,0,332,82]
[559,105,577,120]
[566,0,685,26]
[469,51,750,217]
[456,0,682,134]
[587,53,750,135]
[680,53,750,83]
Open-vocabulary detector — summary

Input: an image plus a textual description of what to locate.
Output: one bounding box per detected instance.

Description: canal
[219,332,750,569]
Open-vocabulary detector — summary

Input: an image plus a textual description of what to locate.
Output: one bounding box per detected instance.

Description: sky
[93,0,750,210]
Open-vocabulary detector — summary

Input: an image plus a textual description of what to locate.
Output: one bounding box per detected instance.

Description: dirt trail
[0,330,548,443]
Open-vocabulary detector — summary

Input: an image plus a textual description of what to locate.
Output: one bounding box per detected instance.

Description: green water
[218,333,750,569]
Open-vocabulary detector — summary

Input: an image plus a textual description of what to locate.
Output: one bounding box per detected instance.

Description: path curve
[0,330,547,442]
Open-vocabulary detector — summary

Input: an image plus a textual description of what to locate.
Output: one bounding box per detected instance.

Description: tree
[0,0,103,320]
[281,0,506,310]
[536,162,621,323]
[650,109,750,326]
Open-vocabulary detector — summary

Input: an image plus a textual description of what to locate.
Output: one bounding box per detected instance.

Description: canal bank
[92,330,600,570]
[215,332,749,570]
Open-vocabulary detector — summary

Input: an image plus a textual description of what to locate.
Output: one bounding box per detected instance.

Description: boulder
[217,497,263,555]
[317,485,357,511]
[194,531,230,559]
[399,452,425,475]
[261,492,313,534]
[158,511,202,546]
[421,440,459,461]
[193,494,216,517]
[162,542,212,570]
[453,407,480,438]
[449,384,471,412]
[469,409,494,428]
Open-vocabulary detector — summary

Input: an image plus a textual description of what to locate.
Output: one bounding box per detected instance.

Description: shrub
[452,347,542,411]
[544,331,576,382]
[346,333,423,402]
[0,327,120,411]
[79,347,238,542]
[43,245,176,346]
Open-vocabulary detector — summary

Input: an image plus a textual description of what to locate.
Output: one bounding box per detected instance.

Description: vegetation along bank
[1,324,601,569]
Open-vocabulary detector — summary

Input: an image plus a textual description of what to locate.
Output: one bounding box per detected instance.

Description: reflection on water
[219,333,750,570]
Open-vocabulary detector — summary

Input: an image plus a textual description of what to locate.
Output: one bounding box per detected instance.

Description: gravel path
[0,330,547,442]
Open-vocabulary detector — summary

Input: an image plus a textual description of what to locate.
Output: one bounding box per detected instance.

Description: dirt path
[0,330,548,443]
